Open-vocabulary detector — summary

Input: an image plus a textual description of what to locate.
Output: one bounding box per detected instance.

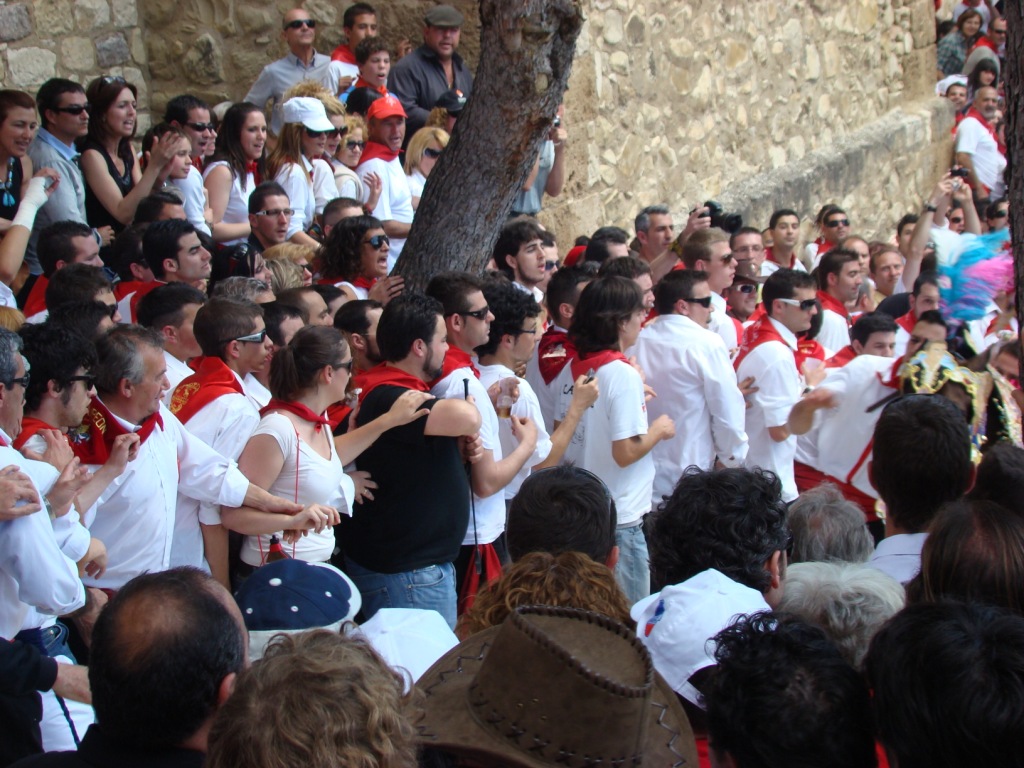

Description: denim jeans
[344,558,458,630]
[615,522,651,606]
[15,622,76,662]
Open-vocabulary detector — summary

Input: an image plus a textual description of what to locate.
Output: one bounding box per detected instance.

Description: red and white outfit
[955,108,1007,198]
[162,351,194,407]
[357,141,413,272]
[735,315,804,501]
[524,325,573,434]
[760,247,807,277]
[815,290,852,356]
[805,238,836,270]
[633,314,748,505]
[893,310,916,359]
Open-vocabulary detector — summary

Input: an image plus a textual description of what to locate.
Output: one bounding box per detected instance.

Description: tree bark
[1009,0,1024,374]
[392,0,584,291]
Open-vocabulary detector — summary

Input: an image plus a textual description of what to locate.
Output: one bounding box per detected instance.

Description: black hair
[596,255,652,281]
[815,247,860,290]
[568,276,643,356]
[109,223,148,281]
[647,466,789,592]
[476,278,540,358]
[968,441,1024,512]
[163,94,209,125]
[334,299,382,336]
[45,263,112,310]
[545,266,592,327]
[769,208,799,229]
[896,213,919,237]
[914,308,948,331]
[343,2,376,28]
[210,102,265,191]
[143,219,198,279]
[376,292,443,363]
[653,269,709,316]
[193,298,263,359]
[19,322,98,413]
[729,225,763,248]
[506,466,618,564]
[35,78,85,130]
[37,221,95,277]
[354,36,389,65]
[318,214,384,281]
[850,311,897,346]
[310,283,343,309]
[262,301,307,345]
[136,282,207,330]
[493,219,546,280]
[425,271,485,317]
[762,268,817,318]
[133,190,185,225]
[582,226,630,265]
[248,181,289,216]
[913,270,940,296]
[48,300,118,341]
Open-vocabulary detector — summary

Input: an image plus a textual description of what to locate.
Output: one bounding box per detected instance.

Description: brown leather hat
[733,258,766,284]
[415,605,698,768]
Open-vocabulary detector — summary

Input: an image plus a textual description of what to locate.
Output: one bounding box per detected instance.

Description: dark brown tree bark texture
[393,0,584,291]
[1008,0,1024,373]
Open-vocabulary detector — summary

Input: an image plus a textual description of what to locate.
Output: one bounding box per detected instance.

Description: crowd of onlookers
[1,1,1023,767]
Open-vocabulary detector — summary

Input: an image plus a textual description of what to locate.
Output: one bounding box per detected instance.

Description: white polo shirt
[816,305,850,357]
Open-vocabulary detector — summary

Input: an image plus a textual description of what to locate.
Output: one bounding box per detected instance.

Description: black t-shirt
[340,385,469,573]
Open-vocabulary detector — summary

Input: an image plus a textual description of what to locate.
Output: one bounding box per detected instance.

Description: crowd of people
[1,1,1023,766]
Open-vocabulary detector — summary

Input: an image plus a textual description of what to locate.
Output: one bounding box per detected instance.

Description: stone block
[182,33,224,84]
[111,0,137,27]
[609,50,628,74]
[96,33,131,68]
[305,0,337,26]
[603,10,623,45]
[32,0,73,35]
[129,28,147,65]
[0,5,33,43]
[805,44,820,80]
[73,0,110,30]
[61,36,96,71]
[7,46,56,88]
[626,15,645,45]
[237,6,275,35]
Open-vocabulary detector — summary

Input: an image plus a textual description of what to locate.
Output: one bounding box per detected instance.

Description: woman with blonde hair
[404,127,448,209]
[263,242,314,286]
[266,257,306,294]
[282,82,347,220]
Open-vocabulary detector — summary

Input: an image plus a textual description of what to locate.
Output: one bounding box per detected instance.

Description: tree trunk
[1009,0,1024,374]
[392,0,584,290]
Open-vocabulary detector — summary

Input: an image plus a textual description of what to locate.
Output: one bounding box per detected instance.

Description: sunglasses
[305,127,341,138]
[990,210,1009,218]
[224,329,268,345]
[778,298,818,311]
[285,18,316,29]
[345,140,366,150]
[456,306,490,321]
[684,295,714,308]
[54,104,90,115]
[101,75,127,86]
[333,359,354,373]
[254,208,295,218]
[186,121,216,132]
[544,260,559,271]
[100,303,118,319]
[423,147,443,159]
[363,234,390,249]
[824,218,849,228]
[67,374,97,389]
[8,373,30,388]
[734,283,757,294]
[948,217,964,224]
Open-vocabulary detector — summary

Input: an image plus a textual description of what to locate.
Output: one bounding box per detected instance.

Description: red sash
[260,399,330,432]
[569,349,629,382]
[352,275,377,291]
[438,346,480,382]
[895,311,916,334]
[734,315,795,371]
[817,290,850,325]
[68,398,163,465]
[22,275,48,318]
[169,357,245,424]
[331,45,357,64]
[13,417,59,452]
[358,363,430,404]
[357,141,400,166]
[537,328,575,385]
[827,345,857,369]
[796,338,826,371]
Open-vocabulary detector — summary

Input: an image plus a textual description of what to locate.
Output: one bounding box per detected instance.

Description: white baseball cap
[282,96,335,132]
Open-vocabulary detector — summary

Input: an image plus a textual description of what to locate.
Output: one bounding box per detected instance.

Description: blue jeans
[15,622,76,662]
[615,522,651,606]
[344,558,457,630]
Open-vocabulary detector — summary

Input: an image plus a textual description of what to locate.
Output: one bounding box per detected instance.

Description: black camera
[700,200,743,234]
[950,167,969,179]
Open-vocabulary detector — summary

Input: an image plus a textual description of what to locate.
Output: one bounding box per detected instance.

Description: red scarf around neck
[817,290,851,323]
[964,106,1005,155]
[358,363,430,404]
[260,399,330,432]
[245,161,261,186]
[895,311,917,334]
[734,315,796,371]
[438,346,480,382]
[796,338,826,371]
[354,76,387,95]
[169,357,245,424]
[358,141,401,166]
[13,416,59,452]
[68,398,163,465]
[351,275,378,291]
[331,44,357,64]
[569,349,629,382]
[765,246,797,269]
[537,327,575,385]
[22,275,49,318]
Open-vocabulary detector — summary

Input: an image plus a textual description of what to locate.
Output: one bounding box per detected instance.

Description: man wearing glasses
[244,8,333,136]
[677,228,739,354]
[246,182,294,255]
[734,268,820,502]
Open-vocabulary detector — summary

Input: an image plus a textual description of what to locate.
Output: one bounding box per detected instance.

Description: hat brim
[415,626,699,768]
[299,114,337,132]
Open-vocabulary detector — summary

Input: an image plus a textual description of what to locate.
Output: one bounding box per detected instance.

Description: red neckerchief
[827,345,857,369]
[813,237,835,258]
[964,106,1006,155]
[192,156,204,174]
[734,314,795,371]
[796,338,826,370]
[22,275,48,318]
[971,36,998,53]
[354,76,388,95]
[68,398,163,465]
[876,357,905,389]
[13,416,59,452]
[115,280,164,323]
[458,543,503,615]
[895,310,916,334]
[331,44,357,64]
[260,399,330,432]
[817,290,850,324]
[245,161,261,185]
[569,349,629,382]
[438,346,480,382]
[746,304,767,325]
[0,432,7,447]
[352,275,377,291]
[326,366,370,430]
[358,363,430,404]
[357,140,400,165]
[537,327,575,385]
[169,357,245,424]
[764,247,798,269]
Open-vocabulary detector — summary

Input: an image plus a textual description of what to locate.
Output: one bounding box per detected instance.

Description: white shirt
[555,357,654,525]
[172,371,262,570]
[868,533,928,584]
[431,365,506,546]
[407,169,426,200]
[0,442,85,638]
[956,115,1007,197]
[358,155,413,272]
[275,158,317,240]
[240,412,354,566]
[81,403,251,589]
[708,292,739,354]
[816,305,851,357]
[163,351,194,407]
[736,317,802,501]
[311,157,339,216]
[633,315,748,504]
[203,161,255,247]
[477,362,553,501]
[168,167,211,236]
[326,60,360,95]
[524,325,568,435]
[244,374,272,408]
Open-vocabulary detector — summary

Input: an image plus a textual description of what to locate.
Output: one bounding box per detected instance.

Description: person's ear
[604,545,619,572]
[118,376,134,399]
[217,672,237,705]
[852,340,864,355]
[767,550,782,591]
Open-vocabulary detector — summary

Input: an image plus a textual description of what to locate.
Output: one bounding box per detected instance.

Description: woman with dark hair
[560,276,675,605]
[936,9,983,76]
[78,76,184,235]
[966,57,1000,100]
[204,102,267,245]
[317,214,401,303]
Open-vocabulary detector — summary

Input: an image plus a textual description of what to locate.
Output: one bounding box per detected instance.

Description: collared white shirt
[82,402,251,589]
[431,365,506,546]
[357,155,412,273]
[163,351,194,407]
[244,374,272,408]
[477,362,553,501]
[511,280,545,305]
[311,157,339,216]
[633,314,748,505]
[244,51,333,135]
[276,158,317,240]
[868,533,928,584]
[736,316,802,501]
[708,292,739,354]
[524,324,568,435]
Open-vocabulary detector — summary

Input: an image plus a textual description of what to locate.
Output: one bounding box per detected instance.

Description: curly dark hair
[475,277,540,358]
[20,323,98,413]
[318,214,384,282]
[705,612,875,768]
[647,466,789,592]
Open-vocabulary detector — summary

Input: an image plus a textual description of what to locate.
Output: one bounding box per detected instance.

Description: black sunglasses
[333,359,354,373]
[305,127,340,138]
[100,303,118,319]
[186,121,216,132]
[423,147,443,159]
[101,75,127,86]
[454,306,490,321]
[544,260,558,271]
[285,18,316,29]
[54,104,90,115]
[362,234,390,249]
[990,210,1009,218]
[684,295,714,308]
[824,218,850,228]
[222,328,268,345]
[8,373,30,389]
[345,140,365,150]
[67,374,97,389]
[734,283,757,294]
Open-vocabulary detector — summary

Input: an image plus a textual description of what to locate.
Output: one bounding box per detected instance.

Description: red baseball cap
[367,95,407,121]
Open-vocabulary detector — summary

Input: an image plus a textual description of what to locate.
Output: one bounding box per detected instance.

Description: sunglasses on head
[346,140,366,150]
[186,121,216,132]
[54,104,90,115]
[824,218,850,228]
[778,298,818,311]
[285,18,316,29]
[363,234,390,249]
[423,147,443,159]
[100,75,127,87]
[684,295,714,308]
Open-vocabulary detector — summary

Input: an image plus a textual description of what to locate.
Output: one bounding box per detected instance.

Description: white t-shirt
[477,362,553,501]
[203,161,255,247]
[816,306,851,357]
[956,116,1007,197]
[240,412,353,566]
[736,317,803,501]
[275,158,317,239]
[555,357,654,525]
[168,166,210,236]
[431,365,506,546]
[357,155,413,273]
[633,315,748,505]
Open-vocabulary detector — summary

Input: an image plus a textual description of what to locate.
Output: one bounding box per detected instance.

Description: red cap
[367,95,407,121]
[564,244,587,268]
